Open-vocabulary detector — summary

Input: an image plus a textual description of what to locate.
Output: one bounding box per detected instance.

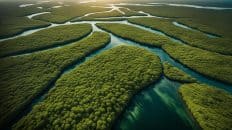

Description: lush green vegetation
[179,83,232,130]
[120,8,145,16]
[163,62,196,83]
[96,23,174,47]
[13,46,162,130]
[128,17,232,55]
[0,17,51,39]
[77,10,124,21]
[0,32,110,128]
[77,8,145,21]
[33,4,109,23]
[0,1,50,38]
[0,1,42,17]
[119,5,180,18]
[0,24,92,58]
[176,11,232,38]
[162,43,232,85]
[176,19,222,37]
[1,2,232,129]
[122,5,232,37]
[90,17,125,21]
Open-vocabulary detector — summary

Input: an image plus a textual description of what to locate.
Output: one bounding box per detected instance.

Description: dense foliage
[163,62,196,83]
[123,5,232,37]
[96,23,173,47]
[13,46,162,130]
[77,8,145,21]
[33,4,109,23]
[0,32,110,128]
[0,24,92,58]
[120,8,146,17]
[128,17,232,55]
[179,83,232,130]
[176,20,222,38]
[78,10,123,21]
[0,1,51,38]
[162,43,232,85]
[1,2,232,129]
[0,17,51,39]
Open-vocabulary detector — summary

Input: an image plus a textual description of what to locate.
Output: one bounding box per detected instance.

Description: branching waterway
[1,5,232,130]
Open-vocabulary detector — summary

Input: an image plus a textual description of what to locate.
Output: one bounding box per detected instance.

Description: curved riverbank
[1,10,231,130]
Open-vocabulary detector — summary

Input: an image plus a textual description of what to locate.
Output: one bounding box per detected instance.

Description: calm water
[2,8,231,129]
[114,77,197,130]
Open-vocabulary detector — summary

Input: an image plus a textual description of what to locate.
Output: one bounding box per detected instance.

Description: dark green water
[4,20,231,130]
[102,26,231,130]
[114,77,197,130]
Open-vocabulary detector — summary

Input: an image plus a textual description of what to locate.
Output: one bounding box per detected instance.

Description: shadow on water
[113,77,198,130]
[99,26,232,93]
[5,19,231,130]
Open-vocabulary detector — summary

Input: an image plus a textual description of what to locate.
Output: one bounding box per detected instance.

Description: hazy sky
[1,0,232,6]
[1,0,232,1]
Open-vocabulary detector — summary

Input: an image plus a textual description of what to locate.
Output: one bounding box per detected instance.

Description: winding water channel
[172,21,220,38]
[1,8,232,130]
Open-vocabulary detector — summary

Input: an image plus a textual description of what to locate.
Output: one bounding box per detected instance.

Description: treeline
[96,23,174,47]
[125,5,232,39]
[13,46,162,130]
[128,17,232,55]
[95,22,232,85]
[179,83,232,130]
[78,10,124,21]
[77,8,145,21]
[0,17,51,39]
[0,1,50,38]
[33,4,109,24]
[163,62,196,83]
[0,24,92,58]
[162,43,232,85]
[0,32,110,128]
